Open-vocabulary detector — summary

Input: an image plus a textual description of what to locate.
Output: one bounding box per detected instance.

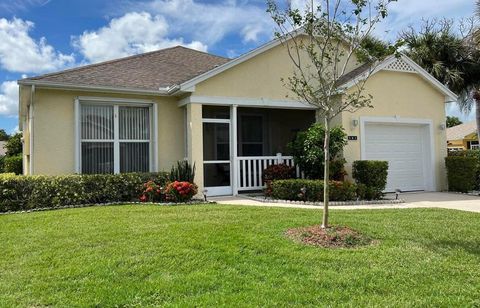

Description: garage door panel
[364,123,428,192]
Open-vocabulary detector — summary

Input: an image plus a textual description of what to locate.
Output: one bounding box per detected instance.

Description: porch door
[203,118,232,196]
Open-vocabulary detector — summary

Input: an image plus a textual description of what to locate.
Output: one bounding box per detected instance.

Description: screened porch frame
[196,101,316,196]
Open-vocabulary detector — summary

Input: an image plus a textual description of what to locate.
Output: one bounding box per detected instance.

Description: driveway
[213,192,480,213]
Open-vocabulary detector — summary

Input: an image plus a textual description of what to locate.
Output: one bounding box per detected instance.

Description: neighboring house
[447,121,479,151]
[18,34,457,196]
[0,141,6,156]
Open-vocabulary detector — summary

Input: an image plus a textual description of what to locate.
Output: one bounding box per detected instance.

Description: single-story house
[18,33,457,196]
[447,121,479,151]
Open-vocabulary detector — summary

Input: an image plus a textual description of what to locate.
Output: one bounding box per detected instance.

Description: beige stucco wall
[342,70,447,191]
[30,89,185,175]
[185,103,204,191]
[195,37,361,101]
[18,85,31,174]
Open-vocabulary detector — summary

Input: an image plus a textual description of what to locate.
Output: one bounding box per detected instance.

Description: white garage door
[364,123,430,192]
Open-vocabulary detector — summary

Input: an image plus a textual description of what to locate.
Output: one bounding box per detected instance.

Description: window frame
[74,97,158,174]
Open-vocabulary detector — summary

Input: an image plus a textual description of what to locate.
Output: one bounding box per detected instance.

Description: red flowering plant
[165,181,198,202]
[139,180,164,202]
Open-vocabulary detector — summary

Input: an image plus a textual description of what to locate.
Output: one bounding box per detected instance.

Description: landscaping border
[244,195,405,206]
[0,200,215,215]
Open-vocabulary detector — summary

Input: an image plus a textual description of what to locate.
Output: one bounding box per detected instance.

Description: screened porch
[202,105,316,196]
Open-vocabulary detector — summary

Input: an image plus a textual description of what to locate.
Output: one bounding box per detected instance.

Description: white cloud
[375,0,475,40]
[0,18,75,73]
[0,0,51,13]
[123,0,274,45]
[10,125,19,134]
[72,12,208,63]
[289,0,320,13]
[0,81,19,117]
[446,102,475,123]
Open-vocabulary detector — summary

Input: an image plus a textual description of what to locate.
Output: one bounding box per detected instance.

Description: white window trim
[74,97,158,174]
[359,116,436,191]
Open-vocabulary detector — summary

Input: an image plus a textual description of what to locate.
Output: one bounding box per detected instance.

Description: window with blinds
[80,104,151,174]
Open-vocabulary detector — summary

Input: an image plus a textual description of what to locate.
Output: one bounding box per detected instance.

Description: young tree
[446,116,463,128]
[267,0,396,228]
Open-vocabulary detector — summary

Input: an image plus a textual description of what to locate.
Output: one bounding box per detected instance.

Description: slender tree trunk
[322,117,330,229]
[475,91,480,141]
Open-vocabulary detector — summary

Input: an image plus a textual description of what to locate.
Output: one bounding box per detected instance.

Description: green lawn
[1,205,479,307]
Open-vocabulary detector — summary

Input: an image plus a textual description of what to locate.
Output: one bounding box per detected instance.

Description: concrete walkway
[212,192,480,213]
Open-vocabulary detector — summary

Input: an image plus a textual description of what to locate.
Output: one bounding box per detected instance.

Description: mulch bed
[285,225,374,248]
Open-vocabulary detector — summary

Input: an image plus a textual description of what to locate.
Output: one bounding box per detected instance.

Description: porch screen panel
[119,106,150,172]
[81,105,114,174]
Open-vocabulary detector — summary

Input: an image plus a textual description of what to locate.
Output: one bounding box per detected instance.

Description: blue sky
[0,0,476,134]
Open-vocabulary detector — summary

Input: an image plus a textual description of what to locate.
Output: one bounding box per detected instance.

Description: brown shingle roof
[446,121,477,141]
[22,46,231,91]
[336,62,372,86]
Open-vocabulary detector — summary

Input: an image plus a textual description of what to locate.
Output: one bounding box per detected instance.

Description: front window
[80,103,151,174]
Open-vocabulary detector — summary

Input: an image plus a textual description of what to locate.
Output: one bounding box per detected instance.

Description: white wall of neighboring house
[0,141,6,156]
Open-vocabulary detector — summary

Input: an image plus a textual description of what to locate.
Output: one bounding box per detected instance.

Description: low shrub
[445,156,478,192]
[352,160,388,200]
[140,180,165,202]
[330,159,347,181]
[3,154,22,175]
[270,179,357,202]
[448,150,480,189]
[262,164,296,196]
[165,181,198,202]
[0,172,169,213]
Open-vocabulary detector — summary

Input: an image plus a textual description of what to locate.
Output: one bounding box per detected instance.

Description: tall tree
[5,133,22,157]
[0,129,9,141]
[400,18,480,138]
[446,116,463,128]
[267,0,395,228]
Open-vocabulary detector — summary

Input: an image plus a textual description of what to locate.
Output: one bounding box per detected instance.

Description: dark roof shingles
[23,46,231,91]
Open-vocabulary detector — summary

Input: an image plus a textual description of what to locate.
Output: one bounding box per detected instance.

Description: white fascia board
[18,80,170,96]
[178,95,317,110]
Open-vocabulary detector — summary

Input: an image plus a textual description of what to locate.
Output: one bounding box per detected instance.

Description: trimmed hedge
[0,172,169,213]
[352,160,388,200]
[448,150,480,189]
[262,164,296,196]
[445,156,478,192]
[270,179,357,202]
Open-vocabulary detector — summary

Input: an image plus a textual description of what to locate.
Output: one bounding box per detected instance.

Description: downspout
[29,84,35,175]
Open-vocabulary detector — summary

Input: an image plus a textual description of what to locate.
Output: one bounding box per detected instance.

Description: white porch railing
[236,153,301,192]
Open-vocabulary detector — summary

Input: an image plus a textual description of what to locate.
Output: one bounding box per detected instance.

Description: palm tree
[400,18,480,139]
